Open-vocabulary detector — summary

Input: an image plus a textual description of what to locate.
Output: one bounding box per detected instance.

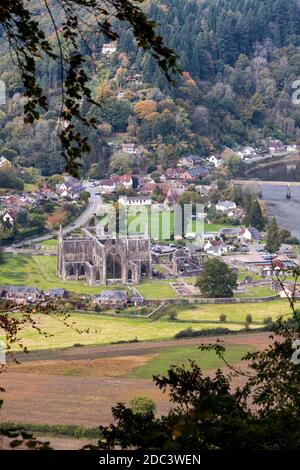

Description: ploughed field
[0,333,269,428]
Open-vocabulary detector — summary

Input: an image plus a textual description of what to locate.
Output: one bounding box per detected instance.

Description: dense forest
[1,0,300,176]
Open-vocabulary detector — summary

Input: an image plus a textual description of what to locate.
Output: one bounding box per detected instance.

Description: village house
[0,285,42,303]
[236,147,257,160]
[227,207,245,220]
[43,288,67,299]
[164,188,181,205]
[98,179,117,194]
[102,43,117,54]
[93,290,128,309]
[117,91,125,100]
[2,208,17,225]
[118,195,152,206]
[207,154,224,168]
[122,142,136,154]
[219,227,241,239]
[286,144,298,153]
[125,74,143,86]
[110,174,133,190]
[216,200,237,213]
[204,239,228,256]
[164,168,184,180]
[140,182,171,196]
[179,166,209,181]
[0,156,12,168]
[268,139,286,155]
[56,177,83,198]
[240,226,261,242]
[178,155,202,167]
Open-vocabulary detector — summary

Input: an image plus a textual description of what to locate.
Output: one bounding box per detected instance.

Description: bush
[263,316,273,324]
[219,314,227,322]
[130,396,156,415]
[175,327,231,339]
[167,308,178,321]
[246,314,253,323]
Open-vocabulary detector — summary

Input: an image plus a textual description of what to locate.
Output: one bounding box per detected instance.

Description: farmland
[1,312,250,352]
[161,301,291,324]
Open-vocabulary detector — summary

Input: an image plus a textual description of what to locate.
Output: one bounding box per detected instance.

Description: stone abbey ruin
[57,227,152,285]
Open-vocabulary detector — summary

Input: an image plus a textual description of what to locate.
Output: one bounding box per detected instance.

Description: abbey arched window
[106,250,122,280]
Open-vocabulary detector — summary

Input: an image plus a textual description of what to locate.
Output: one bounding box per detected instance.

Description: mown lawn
[0,313,247,352]
[204,223,240,233]
[136,281,177,299]
[162,301,291,324]
[127,344,255,379]
[237,270,261,282]
[235,286,275,298]
[40,239,58,251]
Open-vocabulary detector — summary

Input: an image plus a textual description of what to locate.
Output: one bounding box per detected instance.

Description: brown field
[0,333,273,448]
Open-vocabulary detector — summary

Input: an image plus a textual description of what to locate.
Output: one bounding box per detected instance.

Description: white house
[102,43,117,54]
[178,155,202,167]
[98,179,116,194]
[237,147,257,160]
[0,156,12,168]
[118,196,152,206]
[239,227,261,242]
[207,154,224,168]
[216,200,237,213]
[286,144,297,153]
[122,143,136,154]
[268,139,285,155]
[2,209,16,225]
[204,239,228,256]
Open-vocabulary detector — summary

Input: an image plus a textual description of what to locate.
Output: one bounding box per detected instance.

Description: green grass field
[127,344,255,379]
[235,286,275,298]
[0,312,248,352]
[237,270,261,282]
[0,254,120,295]
[204,223,240,233]
[136,281,177,299]
[163,301,291,324]
[40,239,58,251]
[0,254,179,298]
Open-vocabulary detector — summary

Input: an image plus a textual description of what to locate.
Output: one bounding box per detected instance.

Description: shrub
[246,314,253,323]
[130,396,156,415]
[175,327,231,339]
[167,308,178,321]
[219,314,227,322]
[263,316,273,324]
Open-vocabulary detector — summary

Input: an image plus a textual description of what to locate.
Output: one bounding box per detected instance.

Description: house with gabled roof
[240,226,261,242]
[179,155,202,168]
[180,166,209,181]
[93,290,128,308]
[216,200,237,213]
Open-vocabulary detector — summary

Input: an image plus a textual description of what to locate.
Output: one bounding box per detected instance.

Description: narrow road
[12,183,101,248]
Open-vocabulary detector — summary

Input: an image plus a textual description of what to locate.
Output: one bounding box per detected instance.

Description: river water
[246,161,300,239]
